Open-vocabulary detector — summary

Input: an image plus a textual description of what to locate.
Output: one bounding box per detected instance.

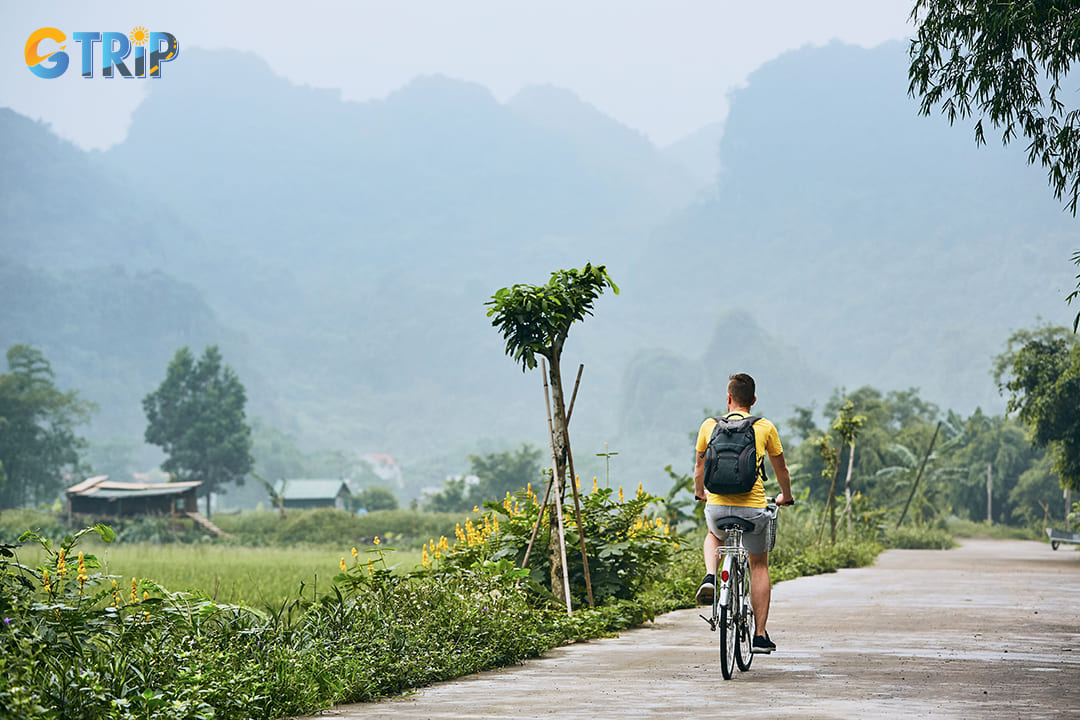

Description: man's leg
[703,530,720,575]
[696,531,721,603]
[748,551,771,637]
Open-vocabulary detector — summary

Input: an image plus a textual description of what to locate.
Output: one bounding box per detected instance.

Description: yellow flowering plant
[16,524,115,607]
[332,535,398,594]
[420,482,675,605]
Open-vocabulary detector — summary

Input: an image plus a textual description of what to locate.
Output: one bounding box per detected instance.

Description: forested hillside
[2,41,1074,494]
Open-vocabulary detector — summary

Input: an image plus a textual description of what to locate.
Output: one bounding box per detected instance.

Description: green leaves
[93,524,116,544]
[485,264,618,371]
[909,2,1080,214]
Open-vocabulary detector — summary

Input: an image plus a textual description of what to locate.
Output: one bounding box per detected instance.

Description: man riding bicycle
[694,373,793,654]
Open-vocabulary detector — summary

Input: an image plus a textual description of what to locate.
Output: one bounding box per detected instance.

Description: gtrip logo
[25,27,179,79]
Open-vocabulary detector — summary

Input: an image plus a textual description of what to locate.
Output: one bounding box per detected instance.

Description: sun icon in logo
[129,26,149,46]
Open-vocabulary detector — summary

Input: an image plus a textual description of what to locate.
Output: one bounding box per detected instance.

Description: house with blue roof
[273,478,352,510]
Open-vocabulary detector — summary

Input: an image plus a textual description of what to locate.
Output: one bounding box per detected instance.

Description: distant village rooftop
[275,478,351,510]
[66,476,202,517]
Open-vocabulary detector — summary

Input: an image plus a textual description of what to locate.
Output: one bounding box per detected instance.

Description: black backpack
[703,414,765,494]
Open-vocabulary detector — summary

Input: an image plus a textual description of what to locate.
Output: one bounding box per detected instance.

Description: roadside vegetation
[1,478,885,720]
[3,286,1077,719]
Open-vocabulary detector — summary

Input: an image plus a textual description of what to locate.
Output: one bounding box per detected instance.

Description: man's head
[727,373,756,411]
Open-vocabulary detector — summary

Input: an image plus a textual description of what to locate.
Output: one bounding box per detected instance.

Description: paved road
[304,539,1080,719]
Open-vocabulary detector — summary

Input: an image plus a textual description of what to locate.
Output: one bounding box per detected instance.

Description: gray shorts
[705,504,772,555]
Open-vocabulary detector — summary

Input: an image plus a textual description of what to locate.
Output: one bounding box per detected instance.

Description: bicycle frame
[700,525,747,633]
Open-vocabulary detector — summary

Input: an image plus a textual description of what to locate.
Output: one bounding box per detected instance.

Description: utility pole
[987,463,992,524]
[1066,488,1073,533]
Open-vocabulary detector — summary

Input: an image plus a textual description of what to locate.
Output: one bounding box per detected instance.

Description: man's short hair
[728,373,755,408]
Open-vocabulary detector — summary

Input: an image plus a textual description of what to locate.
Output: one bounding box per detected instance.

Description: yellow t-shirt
[696,411,783,508]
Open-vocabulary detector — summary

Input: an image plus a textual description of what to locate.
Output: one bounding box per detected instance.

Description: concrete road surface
[302,539,1080,719]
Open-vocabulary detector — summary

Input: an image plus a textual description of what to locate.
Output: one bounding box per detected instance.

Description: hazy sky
[2,1,914,150]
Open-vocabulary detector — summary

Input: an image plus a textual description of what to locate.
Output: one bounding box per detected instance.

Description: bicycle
[700,498,787,679]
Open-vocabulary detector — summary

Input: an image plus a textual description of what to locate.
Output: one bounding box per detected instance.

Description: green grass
[13,541,424,608]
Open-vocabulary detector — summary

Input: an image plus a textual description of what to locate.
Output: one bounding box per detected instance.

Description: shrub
[946,517,1041,540]
[213,509,467,548]
[423,482,676,606]
[0,508,68,543]
[884,524,956,549]
[1,524,574,720]
[1,495,887,718]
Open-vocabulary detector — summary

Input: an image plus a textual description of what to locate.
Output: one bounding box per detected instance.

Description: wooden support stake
[541,359,573,615]
[565,364,584,426]
[520,470,554,571]
[561,411,595,606]
[520,363,582,575]
[553,362,593,606]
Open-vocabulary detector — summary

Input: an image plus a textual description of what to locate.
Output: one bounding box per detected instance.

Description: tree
[908,1,1080,328]
[467,443,544,503]
[993,324,1080,490]
[426,444,544,513]
[353,486,399,512]
[486,263,618,604]
[909,1,1080,213]
[0,345,93,508]
[946,409,1044,523]
[1008,453,1067,526]
[143,346,253,517]
[785,405,820,444]
[832,401,866,535]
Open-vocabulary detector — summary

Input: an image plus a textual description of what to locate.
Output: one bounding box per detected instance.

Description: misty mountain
[105,51,697,289]
[626,40,1077,421]
[3,40,1076,496]
[1,50,709,490]
[661,120,725,186]
[0,110,208,275]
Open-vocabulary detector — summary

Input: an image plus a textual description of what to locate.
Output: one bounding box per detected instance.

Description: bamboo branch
[896,422,942,529]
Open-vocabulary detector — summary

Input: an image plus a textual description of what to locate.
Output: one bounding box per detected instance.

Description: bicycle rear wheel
[735,561,754,671]
[719,591,737,679]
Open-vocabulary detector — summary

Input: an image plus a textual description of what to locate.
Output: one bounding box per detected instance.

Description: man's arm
[693,450,707,501]
[769,452,793,505]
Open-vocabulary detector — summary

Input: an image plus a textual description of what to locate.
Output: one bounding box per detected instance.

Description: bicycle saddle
[713,517,755,532]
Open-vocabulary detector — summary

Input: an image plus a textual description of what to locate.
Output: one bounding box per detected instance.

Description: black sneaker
[695,574,715,604]
[752,632,776,654]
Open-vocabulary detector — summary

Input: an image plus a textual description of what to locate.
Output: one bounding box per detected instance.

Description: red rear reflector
[720,570,729,582]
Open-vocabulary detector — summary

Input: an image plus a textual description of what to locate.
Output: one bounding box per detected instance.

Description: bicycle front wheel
[735,562,754,671]
[719,597,737,679]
